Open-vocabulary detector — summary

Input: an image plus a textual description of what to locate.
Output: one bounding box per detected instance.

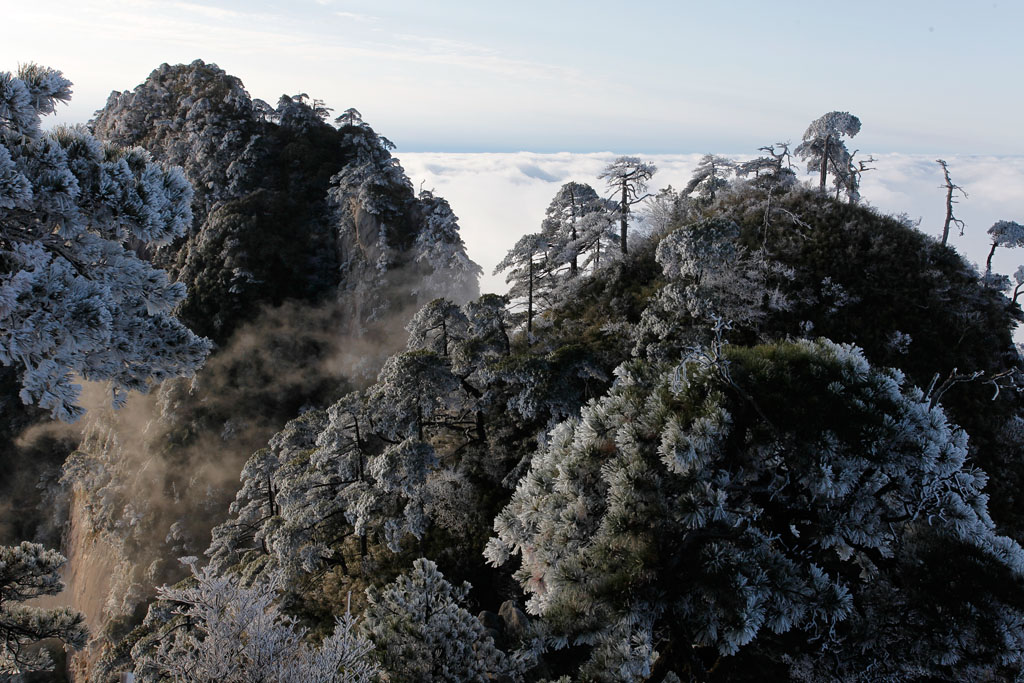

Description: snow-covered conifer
[641,185,685,237]
[487,339,1024,680]
[361,558,515,682]
[412,191,482,303]
[540,182,612,279]
[985,219,1024,276]
[682,154,735,203]
[794,111,860,192]
[494,232,553,335]
[406,298,470,357]
[329,122,411,220]
[598,156,656,255]
[735,143,795,185]
[367,350,464,441]
[634,218,791,358]
[0,542,88,674]
[133,559,379,682]
[0,64,210,420]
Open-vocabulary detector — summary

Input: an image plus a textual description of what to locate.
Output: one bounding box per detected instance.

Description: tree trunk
[942,185,954,246]
[938,160,960,247]
[569,187,579,277]
[475,410,486,444]
[620,183,629,255]
[819,134,830,190]
[986,241,998,276]
[527,254,534,335]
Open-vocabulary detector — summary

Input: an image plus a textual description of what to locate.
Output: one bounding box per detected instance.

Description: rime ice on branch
[0,64,210,421]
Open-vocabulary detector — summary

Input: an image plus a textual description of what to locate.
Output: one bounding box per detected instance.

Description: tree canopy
[0,64,210,420]
[488,339,1024,681]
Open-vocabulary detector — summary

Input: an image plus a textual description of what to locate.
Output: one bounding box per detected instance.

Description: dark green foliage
[545,242,665,370]
[716,186,1019,379]
[490,338,1024,680]
[175,190,340,340]
[712,185,1024,532]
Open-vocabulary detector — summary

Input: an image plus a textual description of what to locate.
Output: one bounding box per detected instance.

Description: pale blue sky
[2,0,1022,154]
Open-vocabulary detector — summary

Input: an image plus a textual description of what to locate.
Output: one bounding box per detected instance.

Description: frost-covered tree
[368,350,464,441]
[487,339,1024,681]
[985,220,1024,276]
[335,107,363,127]
[209,360,457,574]
[598,156,656,255]
[0,64,210,420]
[839,149,875,204]
[641,186,685,237]
[412,191,482,303]
[494,232,552,335]
[362,353,461,548]
[634,218,790,359]
[406,297,470,357]
[575,205,619,273]
[735,143,794,183]
[133,559,379,682]
[540,182,610,278]
[682,154,735,203]
[0,542,87,674]
[276,93,333,129]
[328,111,409,223]
[206,408,338,577]
[461,293,512,359]
[1011,265,1024,305]
[794,111,860,192]
[362,558,515,682]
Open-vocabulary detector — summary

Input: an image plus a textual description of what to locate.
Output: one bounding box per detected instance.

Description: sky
[3,1,1021,319]
[3,0,1023,154]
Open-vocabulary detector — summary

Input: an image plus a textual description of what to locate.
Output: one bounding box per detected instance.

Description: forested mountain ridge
[0,60,480,679]
[3,61,1024,682]
[91,59,480,343]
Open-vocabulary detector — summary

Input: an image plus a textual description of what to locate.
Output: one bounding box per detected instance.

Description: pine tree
[361,558,515,682]
[412,191,482,304]
[0,64,210,420]
[985,220,1024,276]
[0,542,88,673]
[633,218,791,360]
[794,111,860,193]
[682,154,735,203]
[540,182,611,278]
[487,338,1024,680]
[598,156,656,255]
[494,232,552,335]
[133,559,379,682]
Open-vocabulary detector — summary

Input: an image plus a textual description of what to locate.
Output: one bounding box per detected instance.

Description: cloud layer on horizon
[397,152,1024,299]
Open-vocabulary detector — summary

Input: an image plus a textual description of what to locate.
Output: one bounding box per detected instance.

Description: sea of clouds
[397,152,1024,298]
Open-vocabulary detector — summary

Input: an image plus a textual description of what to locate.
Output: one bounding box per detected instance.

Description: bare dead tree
[841,150,876,203]
[936,159,967,246]
[762,142,792,174]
